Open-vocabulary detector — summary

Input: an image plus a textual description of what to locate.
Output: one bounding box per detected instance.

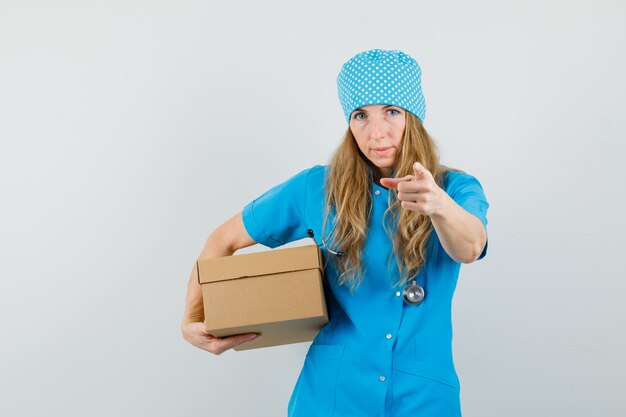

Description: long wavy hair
[322,112,460,290]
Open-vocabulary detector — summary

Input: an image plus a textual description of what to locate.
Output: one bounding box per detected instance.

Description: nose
[369,114,387,140]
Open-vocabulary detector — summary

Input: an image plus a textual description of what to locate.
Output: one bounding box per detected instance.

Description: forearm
[182,212,257,326]
[182,235,236,325]
[429,192,487,264]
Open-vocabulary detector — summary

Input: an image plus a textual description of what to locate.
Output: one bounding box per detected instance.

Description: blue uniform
[242,165,489,417]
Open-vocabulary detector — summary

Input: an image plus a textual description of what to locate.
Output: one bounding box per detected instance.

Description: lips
[373,147,392,156]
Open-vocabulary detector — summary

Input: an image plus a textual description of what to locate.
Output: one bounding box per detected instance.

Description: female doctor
[182,49,489,417]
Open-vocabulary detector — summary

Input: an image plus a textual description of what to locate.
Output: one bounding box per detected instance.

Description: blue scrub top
[242,165,489,417]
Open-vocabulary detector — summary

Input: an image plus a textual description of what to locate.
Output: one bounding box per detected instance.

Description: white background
[1,1,624,416]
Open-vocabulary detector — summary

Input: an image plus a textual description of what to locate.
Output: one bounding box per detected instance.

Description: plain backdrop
[1,0,625,416]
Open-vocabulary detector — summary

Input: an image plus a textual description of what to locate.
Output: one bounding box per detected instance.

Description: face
[349,104,406,180]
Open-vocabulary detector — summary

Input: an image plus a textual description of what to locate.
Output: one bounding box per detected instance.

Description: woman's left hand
[380,162,448,216]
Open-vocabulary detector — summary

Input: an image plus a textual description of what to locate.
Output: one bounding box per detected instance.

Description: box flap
[197,244,323,284]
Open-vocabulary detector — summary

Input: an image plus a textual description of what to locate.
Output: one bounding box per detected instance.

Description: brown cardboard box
[196,245,328,351]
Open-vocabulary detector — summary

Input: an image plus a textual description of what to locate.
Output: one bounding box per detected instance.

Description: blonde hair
[323,112,459,290]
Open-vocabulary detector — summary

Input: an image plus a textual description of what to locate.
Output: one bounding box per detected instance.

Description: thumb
[380,175,413,190]
[413,162,425,179]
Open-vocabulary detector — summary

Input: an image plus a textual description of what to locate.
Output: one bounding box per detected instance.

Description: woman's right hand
[182,321,261,355]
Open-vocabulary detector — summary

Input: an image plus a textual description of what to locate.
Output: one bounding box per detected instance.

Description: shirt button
[395,291,401,297]
[379,375,386,382]
[386,333,392,340]
[374,189,381,195]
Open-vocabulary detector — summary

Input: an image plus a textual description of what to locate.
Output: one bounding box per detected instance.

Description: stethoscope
[307,227,425,306]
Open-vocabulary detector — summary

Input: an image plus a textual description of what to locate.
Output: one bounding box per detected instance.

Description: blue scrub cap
[337,49,426,124]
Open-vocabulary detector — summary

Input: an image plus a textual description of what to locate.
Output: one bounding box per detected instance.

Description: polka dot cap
[337,49,426,124]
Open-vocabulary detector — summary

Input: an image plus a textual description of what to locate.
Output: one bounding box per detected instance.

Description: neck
[372,167,392,187]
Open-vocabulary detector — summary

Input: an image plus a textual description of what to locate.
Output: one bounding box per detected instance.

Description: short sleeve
[242,167,313,248]
[445,171,490,261]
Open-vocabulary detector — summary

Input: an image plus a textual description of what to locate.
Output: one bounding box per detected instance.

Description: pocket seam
[392,356,459,389]
[303,344,344,416]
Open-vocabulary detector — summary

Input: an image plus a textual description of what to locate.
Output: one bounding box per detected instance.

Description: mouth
[373,147,392,156]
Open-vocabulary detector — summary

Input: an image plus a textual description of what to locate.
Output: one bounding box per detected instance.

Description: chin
[374,160,395,169]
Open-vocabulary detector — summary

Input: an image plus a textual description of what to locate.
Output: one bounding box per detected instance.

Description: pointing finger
[380,175,413,190]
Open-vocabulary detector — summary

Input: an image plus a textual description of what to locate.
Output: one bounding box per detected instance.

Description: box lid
[197,244,323,284]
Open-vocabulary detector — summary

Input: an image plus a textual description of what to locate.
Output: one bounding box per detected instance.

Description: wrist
[429,187,452,218]
[182,314,204,328]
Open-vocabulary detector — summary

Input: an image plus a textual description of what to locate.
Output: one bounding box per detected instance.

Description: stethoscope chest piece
[403,280,425,306]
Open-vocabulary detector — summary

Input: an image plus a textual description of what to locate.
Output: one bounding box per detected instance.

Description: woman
[182,49,489,417]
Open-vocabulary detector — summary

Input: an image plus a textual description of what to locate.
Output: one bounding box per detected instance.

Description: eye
[353,112,366,120]
[387,108,401,116]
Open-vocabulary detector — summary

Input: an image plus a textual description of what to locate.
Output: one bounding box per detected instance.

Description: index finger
[380,174,413,190]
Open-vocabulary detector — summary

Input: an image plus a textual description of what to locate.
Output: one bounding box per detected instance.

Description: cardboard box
[196,245,328,351]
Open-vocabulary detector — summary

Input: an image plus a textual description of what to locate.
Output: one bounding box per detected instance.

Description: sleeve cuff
[477,237,488,261]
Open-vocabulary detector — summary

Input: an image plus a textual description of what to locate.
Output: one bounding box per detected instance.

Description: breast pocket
[391,356,461,416]
[288,344,345,417]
